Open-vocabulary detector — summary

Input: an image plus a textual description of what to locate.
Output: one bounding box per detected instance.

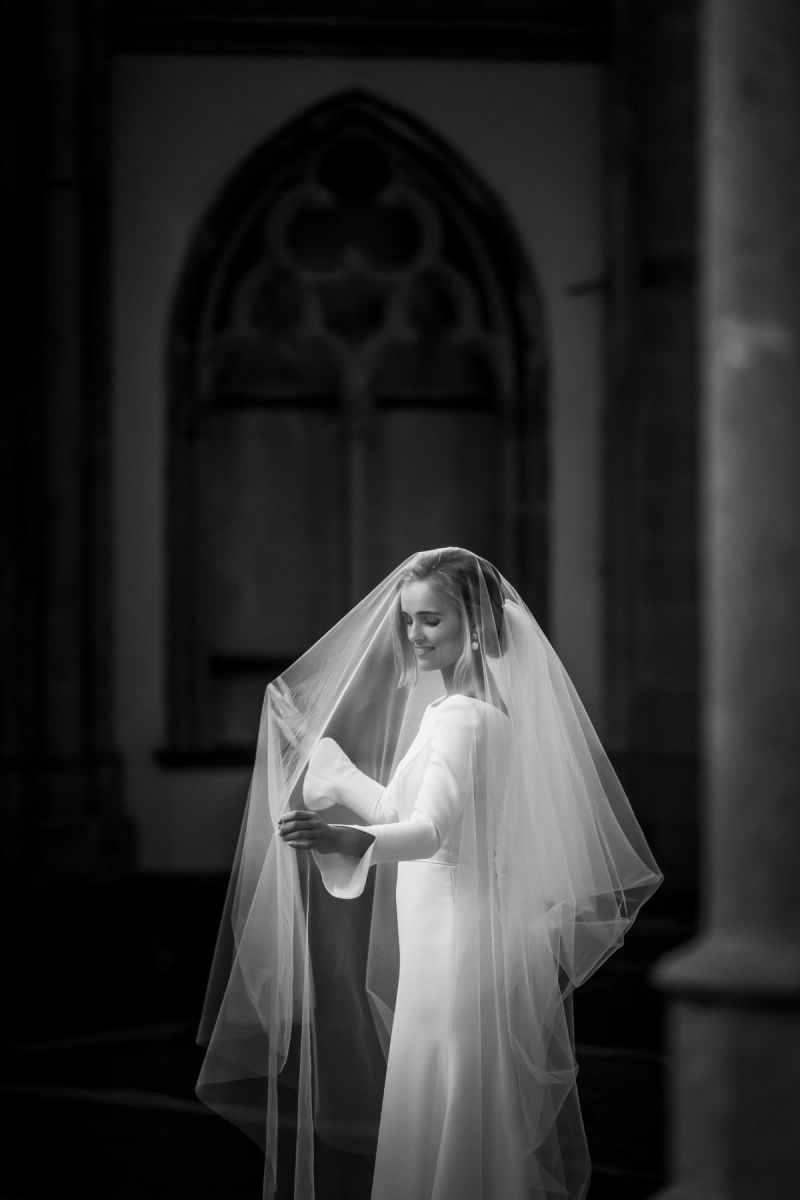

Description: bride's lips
[414,646,433,655]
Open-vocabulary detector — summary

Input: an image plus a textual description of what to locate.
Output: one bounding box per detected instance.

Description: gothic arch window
[167,90,548,760]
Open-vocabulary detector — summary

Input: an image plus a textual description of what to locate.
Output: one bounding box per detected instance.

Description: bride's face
[400,579,464,675]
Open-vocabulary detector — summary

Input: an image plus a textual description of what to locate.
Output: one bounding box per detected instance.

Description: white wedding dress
[304,693,535,1200]
[198,552,661,1200]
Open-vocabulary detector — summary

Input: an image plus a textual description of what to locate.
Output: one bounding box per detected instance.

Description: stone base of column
[652,936,800,1199]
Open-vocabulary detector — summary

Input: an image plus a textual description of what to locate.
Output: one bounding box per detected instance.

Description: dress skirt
[370,861,531,1200]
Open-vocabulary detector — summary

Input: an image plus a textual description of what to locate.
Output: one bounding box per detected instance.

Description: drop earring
[471,633,479,652]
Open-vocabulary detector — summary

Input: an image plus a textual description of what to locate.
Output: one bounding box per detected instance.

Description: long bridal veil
[196,549,662,1199]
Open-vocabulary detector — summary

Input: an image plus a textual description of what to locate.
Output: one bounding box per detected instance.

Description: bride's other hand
[278,810,333,851]
[278,811,374,858]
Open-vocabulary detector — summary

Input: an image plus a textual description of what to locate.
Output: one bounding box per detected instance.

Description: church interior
[2,1,798,1197]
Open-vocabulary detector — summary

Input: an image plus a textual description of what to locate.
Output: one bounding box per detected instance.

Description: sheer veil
[196,549,662,1199]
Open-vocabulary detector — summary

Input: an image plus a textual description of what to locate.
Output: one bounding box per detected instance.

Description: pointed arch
[166,90,548,757]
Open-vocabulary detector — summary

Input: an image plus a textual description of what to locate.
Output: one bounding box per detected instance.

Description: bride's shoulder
[432,693,508,726]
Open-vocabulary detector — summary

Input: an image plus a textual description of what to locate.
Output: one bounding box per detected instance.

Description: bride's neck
[441,665,483,700]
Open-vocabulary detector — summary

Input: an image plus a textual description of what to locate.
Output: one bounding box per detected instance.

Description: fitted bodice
[382,696,510,866]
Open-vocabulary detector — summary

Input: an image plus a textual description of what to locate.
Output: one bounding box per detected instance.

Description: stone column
[654,0,800,1196]
[0,0,133,878]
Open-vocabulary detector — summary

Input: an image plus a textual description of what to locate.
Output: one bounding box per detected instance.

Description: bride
[197,548,661,1200]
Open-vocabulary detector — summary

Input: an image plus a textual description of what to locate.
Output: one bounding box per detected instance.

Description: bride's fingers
[281,820,307,840]
[280,829,311,843]
[280,820,322,843]
[279,817,319,836]
[278,811,317,828]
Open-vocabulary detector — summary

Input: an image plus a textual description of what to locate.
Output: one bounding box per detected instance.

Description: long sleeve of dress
[303,737,395,824]
[305,698,479,899]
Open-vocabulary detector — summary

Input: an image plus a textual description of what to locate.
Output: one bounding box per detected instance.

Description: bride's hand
[278,810,334,852]
[277,811,374,857]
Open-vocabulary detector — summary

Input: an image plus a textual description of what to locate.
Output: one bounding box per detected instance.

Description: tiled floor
[0,879,685,1199]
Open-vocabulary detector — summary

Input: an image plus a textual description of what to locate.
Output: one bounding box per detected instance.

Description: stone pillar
[0,0,133,878]
[605,0,701,920]
[654,1,800,1196]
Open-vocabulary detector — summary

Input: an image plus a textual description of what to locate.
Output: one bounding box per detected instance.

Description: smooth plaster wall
[112,55,604,871]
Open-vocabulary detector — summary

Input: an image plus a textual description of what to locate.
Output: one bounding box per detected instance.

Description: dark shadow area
[0,876,685,1198]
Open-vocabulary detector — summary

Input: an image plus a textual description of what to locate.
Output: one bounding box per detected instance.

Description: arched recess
[166,89,548,760]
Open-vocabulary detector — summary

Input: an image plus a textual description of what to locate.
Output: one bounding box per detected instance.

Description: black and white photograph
[2,2,799,1198]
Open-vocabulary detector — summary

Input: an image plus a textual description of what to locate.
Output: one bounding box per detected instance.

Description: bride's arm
[302,737,395,824]
[366,698,479,865]
[281,700,482,898]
